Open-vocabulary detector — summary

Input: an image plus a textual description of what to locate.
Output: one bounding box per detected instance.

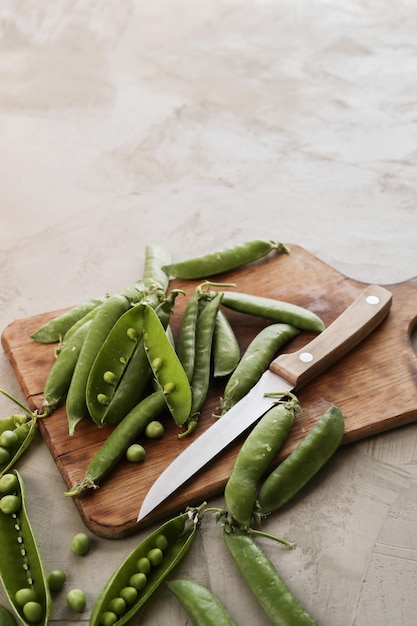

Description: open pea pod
[0,470,51,626]
[0,417,37,478]
[86,303,146,425]
[143,304,192,427]
[90,506,204,626]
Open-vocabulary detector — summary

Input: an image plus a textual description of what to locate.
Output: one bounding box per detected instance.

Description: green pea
[151,356,163,371]
[47,568,66,591]
[97,394,110,406]
[0,494,21,514]
[147,547,163,566]
[126,327,138,340]
[129,572,147,591]
[66,588,87,612]
[0,472,19,494]
[71,532,90,555]
[22,601,43,622]
[145,420,164,439]
[15,588,37,606]
[108,596,126,616]
[0,430,19,448]
[136,556,151,574]
[14,423,31,442]
[119,586,138,605]
[0,447,10,464]
[154,534,168,551]
[126,444,146,463]
[163,381,176,394]
[100,611,118,626]
[103,371,117,385]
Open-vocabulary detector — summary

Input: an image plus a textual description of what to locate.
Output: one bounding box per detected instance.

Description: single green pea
[100,611,118,626]
[108,596,126,616]
[154,534,168,551]
[144,421,164,439]
[119,586,138,605]
[129,572,147,591]
[22,600,43,622]
[0,473,19,494]
[126,327,138,340]
[13,423,31,443]
[163,381,176,394]
[151,356,163,372]
[136,556,151,574]
[66,588,87,612]
[71,532,90,555]
[97,394,110,406]
[0,494,21,514]
[0,447,10,464]
[15,588,37,606]
[47,568,66,591]
[0,430,19,448]
[103,371,117,385]
[126,444,146,463]
[147,547,163,566]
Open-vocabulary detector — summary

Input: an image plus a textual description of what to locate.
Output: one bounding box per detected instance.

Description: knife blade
[138,284,392,521]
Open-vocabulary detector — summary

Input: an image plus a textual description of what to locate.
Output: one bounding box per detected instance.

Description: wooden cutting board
[2,244,417,539]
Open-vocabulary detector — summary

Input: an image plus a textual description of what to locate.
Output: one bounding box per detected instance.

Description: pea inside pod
[0,471,51,626]
[143,304,192,427]
[90,506,205,626]
[0,390,39,478]
[167,579,236,626]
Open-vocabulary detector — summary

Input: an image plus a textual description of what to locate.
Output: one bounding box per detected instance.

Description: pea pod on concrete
[220,291,325,333]
[0,470,51,626]
[90,505,204,626]
[224,398,299,529]
[162,240,289,279]
[167,579,236,626]
[223,528,317,626]
[0,391,39,478]
[218,323,300,416]
[257,404,345,515]
[143,304,192,427]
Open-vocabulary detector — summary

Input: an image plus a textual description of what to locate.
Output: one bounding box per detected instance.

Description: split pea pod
[167,579,236,626]
[219,323,300,416]
[41,320,92,416]
[100,292,179,426]
[30,296,108,344]
[224,399,299,529]
[223,529,317,626]
[65,294,131,435]
[220,291,325,333]
[189,293,223,418]
[0,470,51,626]
[143,304,192,427]
[65,390,166,496]
[85,304,146,426]
[89,506,204,626]
[257,404,345,515]
[162,240,289,279]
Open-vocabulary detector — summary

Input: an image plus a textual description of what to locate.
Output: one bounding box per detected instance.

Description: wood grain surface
[2,245,417,538]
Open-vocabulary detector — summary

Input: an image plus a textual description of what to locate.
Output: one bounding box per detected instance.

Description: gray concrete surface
[1,2,417,624]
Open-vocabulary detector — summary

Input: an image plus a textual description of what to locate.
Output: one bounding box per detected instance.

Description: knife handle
[269,284,392,388]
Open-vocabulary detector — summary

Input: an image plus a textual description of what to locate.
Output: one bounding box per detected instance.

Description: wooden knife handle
[269,284,392,389]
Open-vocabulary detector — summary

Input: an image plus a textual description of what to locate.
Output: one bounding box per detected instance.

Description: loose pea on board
[0,471,51,626]
[161,240,289,279]
[143,304,192,427]
[89,506,204,626]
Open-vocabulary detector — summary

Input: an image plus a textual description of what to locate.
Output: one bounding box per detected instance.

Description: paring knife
[138,284,392,521]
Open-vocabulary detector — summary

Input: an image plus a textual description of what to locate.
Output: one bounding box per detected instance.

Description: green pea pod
[219,323,300,416]
[41,320,92,416]
[30,296,108,344]
[167,579,236,626]
[212,309,240,378]
[0,470,52,626]
[189,293,223,417]
[162,240,289,279]
[143,242,171,295]
[143,304,192,427]
[65,294,131,435]
[257,404,345,515]
[0,418,37,478]
[223,529,317,626]
[89,506,204,626]
[220,291,325,333]
[177,291,200,382]
[224,400,298,528]
[65,390,166,496]
[85,304,146,426]
[0,414,27,436]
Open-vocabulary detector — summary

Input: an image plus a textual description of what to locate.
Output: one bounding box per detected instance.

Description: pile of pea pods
[0,239,347,625]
